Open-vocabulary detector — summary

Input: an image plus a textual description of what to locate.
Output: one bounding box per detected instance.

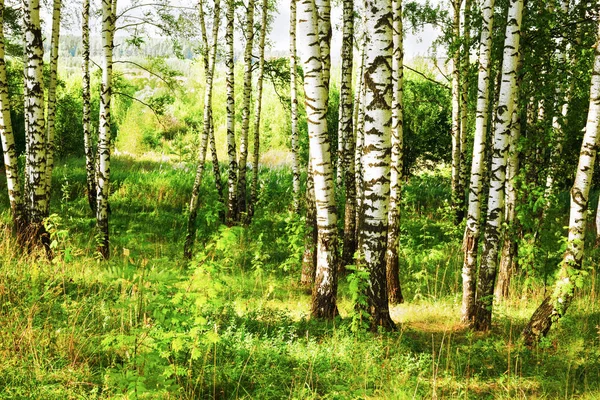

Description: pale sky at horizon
[51,0,446,61]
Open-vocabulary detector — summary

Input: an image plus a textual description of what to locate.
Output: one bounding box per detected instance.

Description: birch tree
[338,0,354,269]
[96,0,117,259]
[225,0,237,224]
[523,22,600,345]
[23,0,48,244]
[315,0,331,95]
[236,0,255,219]
[290,0,300,213]
[298,0,338,317]
[543,0,571,201]
[354,40,367,245]
[458,0,471,218]
[249,0,269,219]
[495,89,521,300]
[359,0,395,329]
[82,0,96,213]
[0,0,24,231]
[184,0,221,259]
[44,0,61,211]
[461,0,494,323]
[450,0,463,223]
[385,0,404,305]
[472,0,524,331]
[199,0,224,217]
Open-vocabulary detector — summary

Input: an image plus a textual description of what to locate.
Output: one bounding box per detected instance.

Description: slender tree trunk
[300,155,317,287]
[461,0,494,324]
[199,0,225,216]
[225,0,237,225]
[0,0,24,232]
[354,41,367,242]
[207,114,224,214]
[495,49,523,301]
[96,0,116,259]
[290,0,301,213]
[249,0,269,219]
[473,0,524,331]
[236,0,255,220]
[359,0,395,330]
[450,0,463,224]
[315,0,331,96]
[23,0,48,246]
[298,0,338,318]
[183,0,221,259]
[44,0,61,213]
[596,191,600,246]
[338,0,364,271]
[543,0,571,201]
[386,0,404,305]
[523,26,600,345]
[82,0,96,214]
[338,0,354,270]
[458,0,471,223]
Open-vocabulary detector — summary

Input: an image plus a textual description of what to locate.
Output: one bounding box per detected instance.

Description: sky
[54,0,445,61]
[268,0,444,62]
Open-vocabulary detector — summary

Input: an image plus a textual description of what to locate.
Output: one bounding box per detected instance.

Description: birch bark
[461,0,494,323]
[44,0,61,212]
[0,0,24,231]
[236,0,255,219]
[359,0,395,329]
[473,0,524,331]
[96,0,117,259]
[386,0,404,305]
[298,0,339,318]
[523,24,600,345]
[183,0,221,259]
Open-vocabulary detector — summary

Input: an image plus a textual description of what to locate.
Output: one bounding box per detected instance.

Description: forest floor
[1,156,600,399]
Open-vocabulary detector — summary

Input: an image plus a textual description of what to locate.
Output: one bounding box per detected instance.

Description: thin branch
[114,91,166,129]
[116,16,166,32]
[404,64,450,90]
[113,60,178,91]
[116,3,198,21]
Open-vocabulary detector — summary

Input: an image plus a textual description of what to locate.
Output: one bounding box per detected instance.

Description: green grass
[1,157,600,399]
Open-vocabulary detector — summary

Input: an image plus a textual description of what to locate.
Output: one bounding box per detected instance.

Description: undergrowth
[0,157,599,399]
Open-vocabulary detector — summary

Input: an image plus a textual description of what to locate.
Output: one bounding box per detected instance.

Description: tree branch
[404,64,450,90]
[114,91,166,129]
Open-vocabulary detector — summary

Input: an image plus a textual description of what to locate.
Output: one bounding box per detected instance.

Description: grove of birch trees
[2,1,600,395]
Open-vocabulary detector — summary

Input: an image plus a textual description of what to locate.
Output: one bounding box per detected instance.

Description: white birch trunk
[82,0,96,213]
[96,0,116,259]
[386,0,404,305]
[524,24,600,344]
[544,0,571,201]
[290,0,301,213]
[354,40,366,239]
[225,0,237,224]
[236,0,255,219]
[249,0,269,219]
[44,0,61,212]
[359,0,395,330]
[458,0,471,223]
[340,0,356,270]
[336,0,353,190]
[461,0,495,324]
[473,0,524,331]
[298,0,338,318]
[0,0,24,230]
[199,0,224,212]
[450,0,463,223]
[184,0,221,259]
[23,0,48,241]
